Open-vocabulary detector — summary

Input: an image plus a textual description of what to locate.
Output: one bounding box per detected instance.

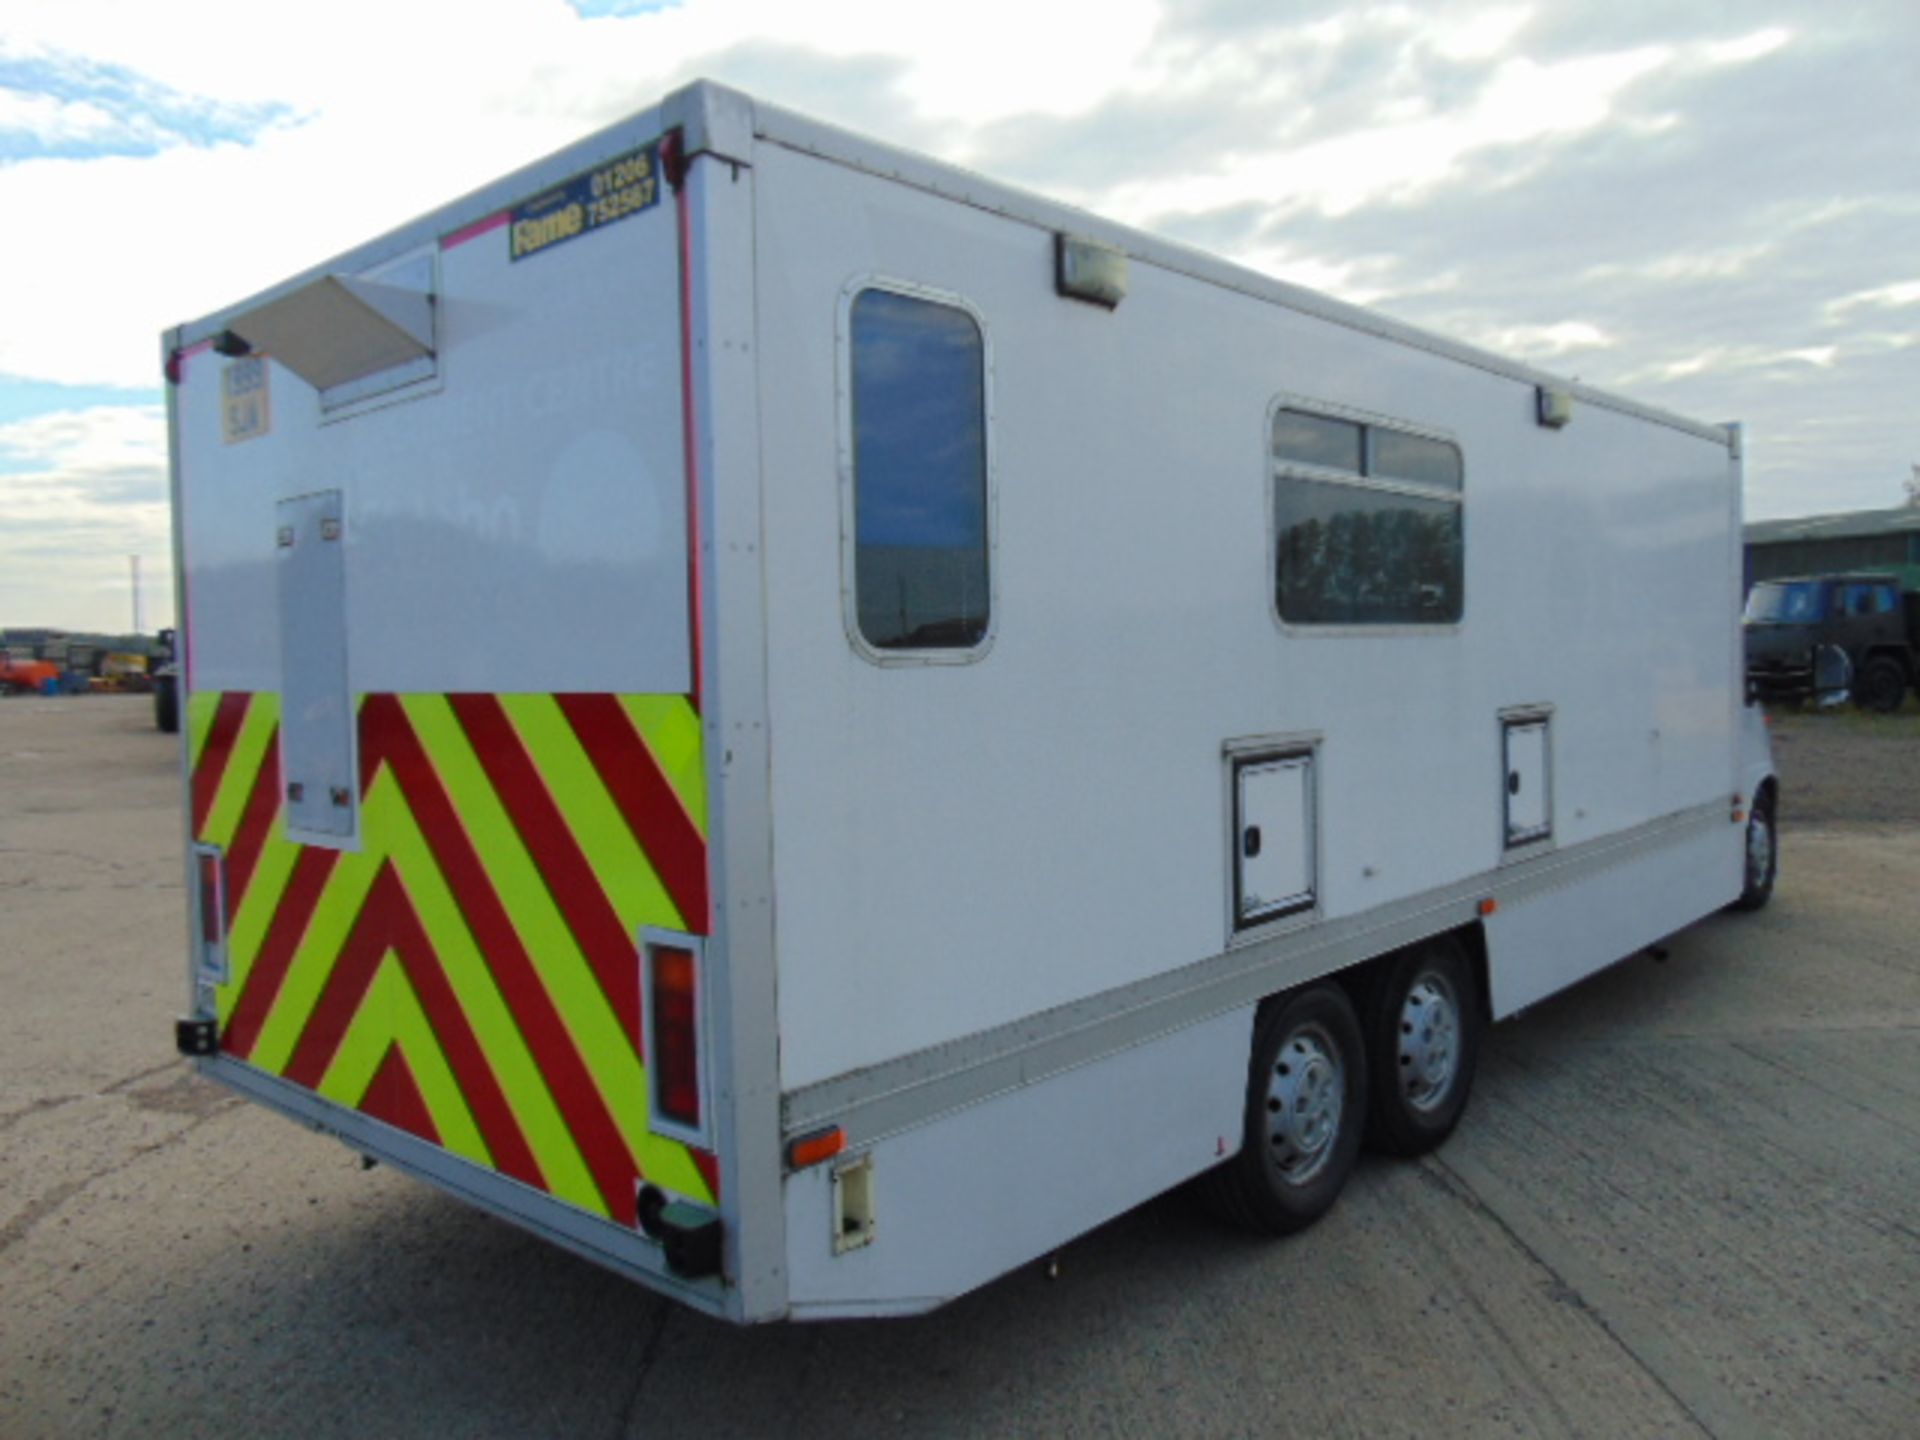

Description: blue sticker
[509,142,662,262]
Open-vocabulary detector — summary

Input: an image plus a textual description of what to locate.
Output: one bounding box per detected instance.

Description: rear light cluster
[643,932,710,1146]
[650,944,701,1129]
[193,845,229,984]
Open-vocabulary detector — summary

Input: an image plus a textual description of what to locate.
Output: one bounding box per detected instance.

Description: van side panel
[753,142,1740,1094]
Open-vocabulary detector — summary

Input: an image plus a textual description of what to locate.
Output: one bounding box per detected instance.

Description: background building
[1744,506,1920,592]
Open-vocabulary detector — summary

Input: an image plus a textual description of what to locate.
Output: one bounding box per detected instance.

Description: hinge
[175,1016,218,1056]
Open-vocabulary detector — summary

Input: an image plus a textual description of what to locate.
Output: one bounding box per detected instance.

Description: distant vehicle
[1744,573,1920,711]
[0,656,61,695]
[151,629,178,732]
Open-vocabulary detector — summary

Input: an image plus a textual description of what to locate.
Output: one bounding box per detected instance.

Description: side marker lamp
[1056,233,1129,308]
[787,1126,847,1171]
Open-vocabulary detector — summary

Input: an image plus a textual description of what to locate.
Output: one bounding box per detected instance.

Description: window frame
[1266,394,1467,636]
[836,276,999,667]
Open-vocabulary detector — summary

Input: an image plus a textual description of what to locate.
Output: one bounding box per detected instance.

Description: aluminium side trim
[200,1056,731,1317]
[783,799,1731,1150]
[685,149,789,1322]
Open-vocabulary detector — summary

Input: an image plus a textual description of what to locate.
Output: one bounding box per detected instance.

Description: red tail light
[651,945,701,1129]
[196,849,224,945]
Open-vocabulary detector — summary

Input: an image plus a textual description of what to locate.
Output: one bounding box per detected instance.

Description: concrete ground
[2,695,1915,1439]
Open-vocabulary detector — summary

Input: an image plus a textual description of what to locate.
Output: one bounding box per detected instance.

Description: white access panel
[1504,719,1550,846]
[276,490,354,843]
[1237,755,1315,926]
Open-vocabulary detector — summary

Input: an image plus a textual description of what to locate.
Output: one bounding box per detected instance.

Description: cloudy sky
[2,0,1915,632]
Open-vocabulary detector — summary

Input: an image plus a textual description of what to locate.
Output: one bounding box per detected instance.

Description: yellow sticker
[222,356,270,444]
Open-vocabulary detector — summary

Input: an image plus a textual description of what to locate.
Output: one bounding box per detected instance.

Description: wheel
[1855,656,1905,713]
[1362,938,1481,1158]
[153,676,179,734]
[1202,983,1366,1235]
[1729,790,1776,911]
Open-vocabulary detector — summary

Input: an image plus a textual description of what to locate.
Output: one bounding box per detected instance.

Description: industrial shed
[1745,506,1920,592]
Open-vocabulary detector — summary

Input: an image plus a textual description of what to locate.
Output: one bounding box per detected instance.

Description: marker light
[197,849,225,945]
[787,1127,847,1171]
[1056,233,1129,308]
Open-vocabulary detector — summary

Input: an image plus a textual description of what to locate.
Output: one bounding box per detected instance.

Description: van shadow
[122,1159,1314,1440]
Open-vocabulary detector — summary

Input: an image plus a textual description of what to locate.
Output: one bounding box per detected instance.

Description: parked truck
[165,81,1777,1322]
[1744,572,1920,711]
[151,628,179,732]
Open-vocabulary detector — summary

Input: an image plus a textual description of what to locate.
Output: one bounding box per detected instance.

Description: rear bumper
[195,1054,741,1320]
[1745,666,1812,702]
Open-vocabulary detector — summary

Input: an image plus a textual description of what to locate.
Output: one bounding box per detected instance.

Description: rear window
[849,288,990,652]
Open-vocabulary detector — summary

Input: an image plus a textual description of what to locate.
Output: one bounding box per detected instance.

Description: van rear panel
[172,118,720,1263]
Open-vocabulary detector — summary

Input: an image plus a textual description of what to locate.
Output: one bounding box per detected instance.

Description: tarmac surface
[2,695,1916,1438]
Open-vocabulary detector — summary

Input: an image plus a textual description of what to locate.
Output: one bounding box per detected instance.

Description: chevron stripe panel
[185,690,716,1223]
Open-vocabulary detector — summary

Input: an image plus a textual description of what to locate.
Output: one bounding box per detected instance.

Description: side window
[1272,405,1463,626]
[848,287,990,653]
[1840,583,1890,616]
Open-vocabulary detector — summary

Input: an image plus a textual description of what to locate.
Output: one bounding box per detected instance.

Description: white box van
[167,80,1778,1321]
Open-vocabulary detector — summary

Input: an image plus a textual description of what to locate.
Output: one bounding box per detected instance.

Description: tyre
[1855,656,1905,713]
[153,676,179,734]
[1362,938,1481,1158]
[1729,790,1776,911]
[1202,983,1366,1235]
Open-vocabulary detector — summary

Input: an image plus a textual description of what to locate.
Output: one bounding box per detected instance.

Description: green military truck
[1744,573,1920,711]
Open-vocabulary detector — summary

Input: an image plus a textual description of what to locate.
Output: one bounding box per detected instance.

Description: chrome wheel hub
[1265,1023,1344,1185]
[1398,972,1460,1113]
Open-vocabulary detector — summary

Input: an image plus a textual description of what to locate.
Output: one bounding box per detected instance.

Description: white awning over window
[226,274,433,392]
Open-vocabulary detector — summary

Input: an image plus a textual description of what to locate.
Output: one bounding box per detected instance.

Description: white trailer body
[168,82,1777,1322]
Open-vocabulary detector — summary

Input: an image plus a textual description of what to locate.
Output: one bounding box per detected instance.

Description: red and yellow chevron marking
[186,689,716,1224]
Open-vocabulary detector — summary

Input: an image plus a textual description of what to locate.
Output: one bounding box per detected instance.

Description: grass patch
[1763,702,1920,738]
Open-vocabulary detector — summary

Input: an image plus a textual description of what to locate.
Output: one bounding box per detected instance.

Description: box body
[169,83,1768,1322]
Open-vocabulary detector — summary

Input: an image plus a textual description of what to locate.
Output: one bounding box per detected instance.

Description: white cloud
[1474,320,1614,357]
[1622,342,1844,386]
[1105,42,1678,226]
[1432,6,1532,62]
[0,405,172,631]
[0,0,1912,549]
[1583,243,1775,284]
[0,404,165,476]
[0,87,122,145]
[1825,280,1920,319]
[0,0,1168,393]
[1699,28,1792,67]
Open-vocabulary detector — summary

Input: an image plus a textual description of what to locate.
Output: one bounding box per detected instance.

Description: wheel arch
[1329,922,1491,1026]
[1862,644,1912,678]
